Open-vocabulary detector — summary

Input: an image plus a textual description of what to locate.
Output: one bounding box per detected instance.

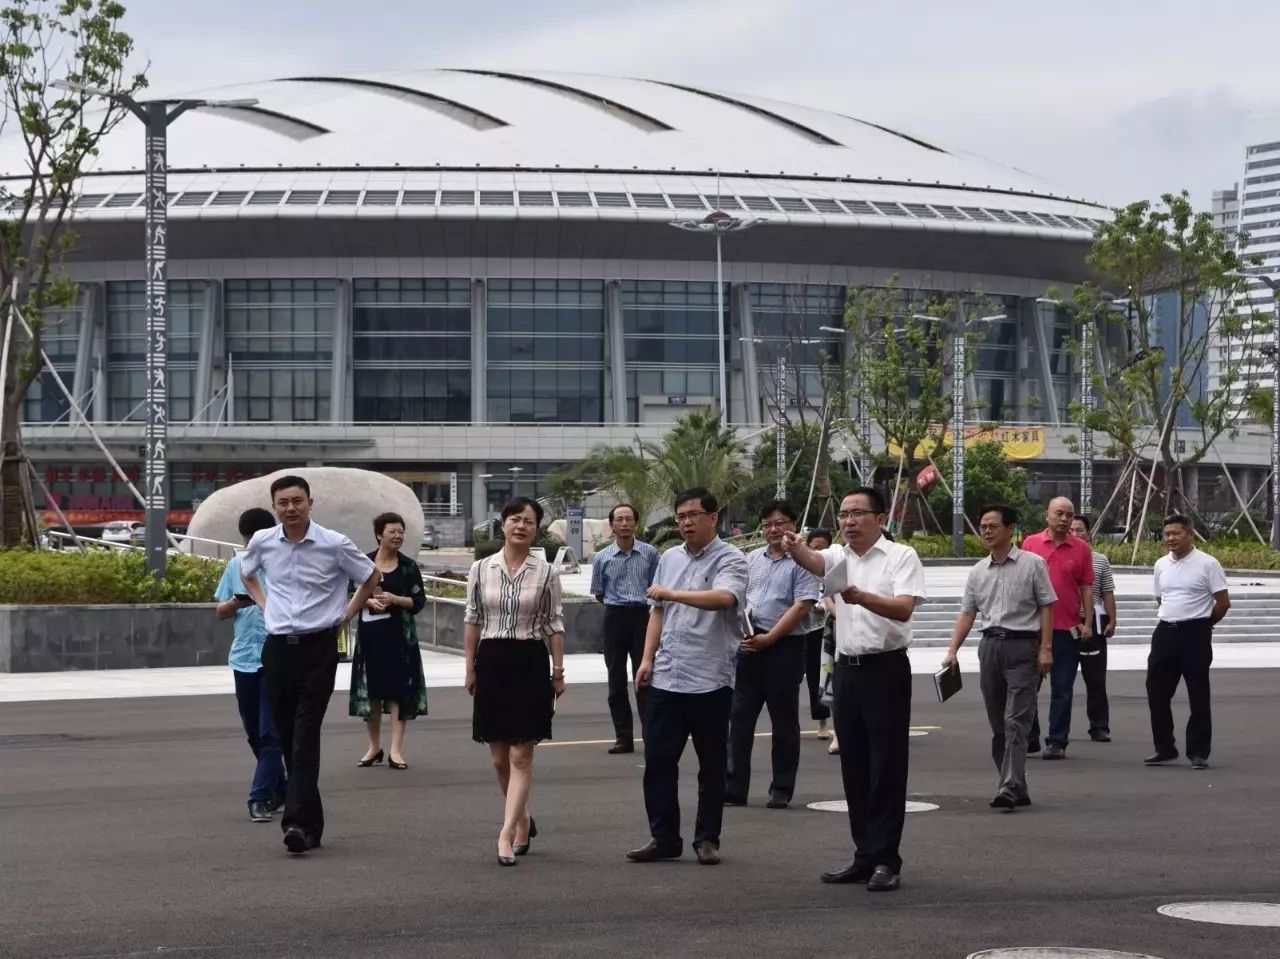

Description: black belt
[836,648,907,666]
[1157,617,1211,629]
[606,603,649,609]
[982,627,1038,640]
[271,627,338,644]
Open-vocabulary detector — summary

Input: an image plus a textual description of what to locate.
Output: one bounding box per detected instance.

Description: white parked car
[100,521,145,547]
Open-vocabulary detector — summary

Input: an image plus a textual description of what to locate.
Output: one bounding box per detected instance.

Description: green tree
[743,420,856,526]
[1059,192,1266,535]
[924,440,1035,531]
[838,278,992,534]
[547,410,764,533]
[1,0,145,545]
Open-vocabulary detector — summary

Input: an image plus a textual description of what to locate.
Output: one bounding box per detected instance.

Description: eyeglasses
[761,520,792,530]
[836,509,878,520]
[675,510,711,524]
[977,524,1007,532]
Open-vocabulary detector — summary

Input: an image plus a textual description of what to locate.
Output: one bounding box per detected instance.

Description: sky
[124,0,1280,210]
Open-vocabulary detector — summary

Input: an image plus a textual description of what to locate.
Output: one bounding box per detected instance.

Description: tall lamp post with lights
[1037,296,1105,516]
[819,323,871,483]
[669,211,765,419]
[53,81,258,576]
[916,309,1005,557]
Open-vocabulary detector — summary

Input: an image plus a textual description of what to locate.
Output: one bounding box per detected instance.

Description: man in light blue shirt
[214,507,286,824]
[725,500,820,810]
[626,488,748,867]
[240,475,380,855]
[591,503,660,754]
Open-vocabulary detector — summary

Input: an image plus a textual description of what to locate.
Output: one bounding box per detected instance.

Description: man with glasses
[725,500,820,810]
[941,505,1055,810]
[626,488,748,867]
[781,487,926,892]
[591,504,660,755]
[1023,497,1093,760]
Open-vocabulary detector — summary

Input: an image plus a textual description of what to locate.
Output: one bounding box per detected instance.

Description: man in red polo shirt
[1023,496,1093,760]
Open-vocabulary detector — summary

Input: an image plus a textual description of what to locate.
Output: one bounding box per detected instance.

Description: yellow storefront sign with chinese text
[887,425,1045,461]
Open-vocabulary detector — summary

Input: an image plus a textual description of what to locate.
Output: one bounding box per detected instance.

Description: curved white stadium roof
[0,70,1110,239]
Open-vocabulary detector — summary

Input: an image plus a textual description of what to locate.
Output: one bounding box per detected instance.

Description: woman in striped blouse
[465,496,566,866]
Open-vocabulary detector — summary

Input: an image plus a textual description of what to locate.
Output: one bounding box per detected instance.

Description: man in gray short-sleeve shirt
[942,504,1056,810]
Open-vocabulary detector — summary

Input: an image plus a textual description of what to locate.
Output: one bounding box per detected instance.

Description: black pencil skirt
[472,637,554,745]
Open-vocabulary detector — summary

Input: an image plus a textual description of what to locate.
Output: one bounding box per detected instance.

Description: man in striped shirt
[591,504,660,754]
[1071,516,1117,742]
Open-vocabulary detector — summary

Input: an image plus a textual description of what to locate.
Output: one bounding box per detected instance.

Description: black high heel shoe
[356,748,384,768]
[388,756,408,770]
[498,839,517,866]
[513,816,537,856]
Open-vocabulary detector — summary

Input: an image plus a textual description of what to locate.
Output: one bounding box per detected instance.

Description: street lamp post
[670,212,766,420]
[507,466,525,500]
[820,323,872,483]
[738,336,788,498]
[53,82,257,576]
[1038,296,1097,516]
[918,309,1005,557]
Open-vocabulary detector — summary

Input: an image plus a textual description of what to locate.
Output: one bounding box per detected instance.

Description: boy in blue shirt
[214,507,286,822]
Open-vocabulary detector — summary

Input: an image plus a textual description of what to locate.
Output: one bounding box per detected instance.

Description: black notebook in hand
[933,665,962,703]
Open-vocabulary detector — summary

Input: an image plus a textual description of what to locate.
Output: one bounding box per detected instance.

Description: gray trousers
[977,635,1039,800]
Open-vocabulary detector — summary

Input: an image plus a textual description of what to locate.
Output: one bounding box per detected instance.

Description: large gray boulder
[184,467,423,557]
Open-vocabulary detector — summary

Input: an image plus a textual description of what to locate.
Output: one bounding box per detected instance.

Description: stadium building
[3,70,1271,542]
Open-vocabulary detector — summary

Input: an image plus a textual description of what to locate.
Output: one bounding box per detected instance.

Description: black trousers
[642,685,733,853]
[804,628,831,721]
[1146,619,1213,758]
[262,630,339,840]
[602,605,650,745]
[834,651,912,874]
[1080,612,1110,736]
[726,636,806,803]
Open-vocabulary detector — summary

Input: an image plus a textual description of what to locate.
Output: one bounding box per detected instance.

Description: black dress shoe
[283,826,317,855]
[1089,731,1112,743]
[1015,795,1032,807]
[387,756,408,770]
[819,860,873,884]
[723,796,747,807]
[626,839,681,863]
[1144,749,1179,765]
[514,816,537,856]
[608,742,635,755]
[989,793,1016,810]
[693,841,720,865]
[866,865,900,892]
[1189,756,1209,769]
[765,794,789,809]
[356,748,384,767]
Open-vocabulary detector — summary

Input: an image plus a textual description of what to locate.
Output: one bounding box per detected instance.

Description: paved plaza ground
[3,665,1278,958]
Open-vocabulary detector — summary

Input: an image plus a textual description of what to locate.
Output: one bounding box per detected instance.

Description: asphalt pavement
[2,672,1278,959]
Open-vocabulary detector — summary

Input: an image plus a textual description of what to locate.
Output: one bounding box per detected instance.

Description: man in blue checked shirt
[591,504,661,754]
[725,500,820,809]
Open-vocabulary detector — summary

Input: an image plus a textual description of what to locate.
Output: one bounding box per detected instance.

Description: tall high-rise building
[1213,118,1280,408]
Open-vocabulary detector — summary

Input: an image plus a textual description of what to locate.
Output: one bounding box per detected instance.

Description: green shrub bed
[0,549,225,605]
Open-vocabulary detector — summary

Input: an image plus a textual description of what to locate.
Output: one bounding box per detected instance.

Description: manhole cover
[968,950,1165,959]
[806,800,938,813]
[1157,901,1280,926]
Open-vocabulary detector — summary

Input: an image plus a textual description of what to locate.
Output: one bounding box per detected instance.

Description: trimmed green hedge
[0,549,225,605]
[903,534,1280,570]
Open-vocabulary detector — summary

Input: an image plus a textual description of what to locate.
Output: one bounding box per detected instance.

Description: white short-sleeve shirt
[819,536,927,655]
[1153,548,1228,622]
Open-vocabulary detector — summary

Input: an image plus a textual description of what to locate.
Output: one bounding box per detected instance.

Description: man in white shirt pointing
[781,486,926,893]
[1144,514,1229,770]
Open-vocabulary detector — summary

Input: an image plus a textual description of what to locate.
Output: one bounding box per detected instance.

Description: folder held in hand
[933,664,962,703]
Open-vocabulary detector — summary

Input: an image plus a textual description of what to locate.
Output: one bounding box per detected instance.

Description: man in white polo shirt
[1144,514,1230,770]
[782,486,926,893]
[241,474,382,855]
